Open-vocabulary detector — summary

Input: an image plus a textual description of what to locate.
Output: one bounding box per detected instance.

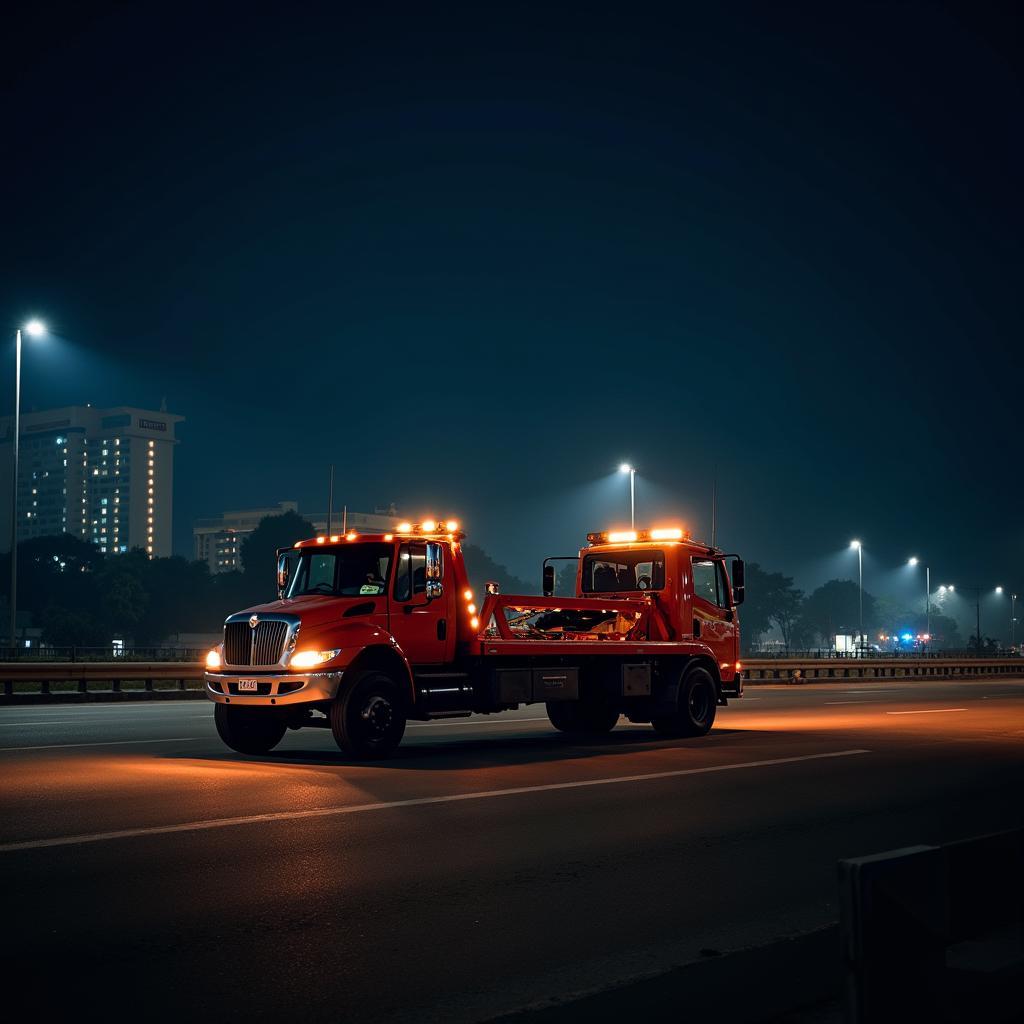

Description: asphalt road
[2,679,1022,1022]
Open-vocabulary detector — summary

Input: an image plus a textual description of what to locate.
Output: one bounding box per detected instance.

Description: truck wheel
[651,665,718,738]
[331,669,407,759]
[214,703,288,754]
[546,701,619,735]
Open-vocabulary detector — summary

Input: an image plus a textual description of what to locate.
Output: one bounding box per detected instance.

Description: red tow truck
[204,520,745,758]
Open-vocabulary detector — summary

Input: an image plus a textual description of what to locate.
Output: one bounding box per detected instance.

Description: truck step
[426,711,473,720]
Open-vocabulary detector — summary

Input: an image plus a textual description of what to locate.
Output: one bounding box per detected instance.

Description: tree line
[1,511,536,648]
[0,513,983,652]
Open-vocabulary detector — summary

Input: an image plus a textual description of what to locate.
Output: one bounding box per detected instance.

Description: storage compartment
[531,667,579,701]
[495,668,532,703]
[622,663,652,696]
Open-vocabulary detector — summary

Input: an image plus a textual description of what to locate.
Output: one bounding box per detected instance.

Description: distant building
[194,502,401,574]
[0,405,182,558]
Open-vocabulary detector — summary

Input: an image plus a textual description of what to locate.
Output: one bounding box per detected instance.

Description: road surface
[2,679,1022,1021]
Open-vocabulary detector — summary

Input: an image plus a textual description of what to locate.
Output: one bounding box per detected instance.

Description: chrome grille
[223,619,290,667]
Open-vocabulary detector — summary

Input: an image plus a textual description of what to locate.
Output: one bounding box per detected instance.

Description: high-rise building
[194,502,400,574]
[0,405,182,557]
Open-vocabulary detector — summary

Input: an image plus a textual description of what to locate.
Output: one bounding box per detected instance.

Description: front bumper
[204,670,344,706]
[721,671,744,699]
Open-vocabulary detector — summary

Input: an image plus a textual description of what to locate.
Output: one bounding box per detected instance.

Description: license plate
[237,679,259,692]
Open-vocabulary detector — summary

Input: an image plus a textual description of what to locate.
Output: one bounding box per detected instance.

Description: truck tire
[214,703,288,755]
[331,669,407,759]
[651,664,717,738]
[545,700,620,735]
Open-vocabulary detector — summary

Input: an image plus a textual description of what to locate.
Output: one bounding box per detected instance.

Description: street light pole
[8,329,22,650]
[8,320,45,652]
[851,540,863,653]
[926,565,930,636]
[619,463,636,529]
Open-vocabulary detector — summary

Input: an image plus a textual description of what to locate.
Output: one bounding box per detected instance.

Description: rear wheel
[651,665,718,738]
[546,700,620,735]
[331,669,407,759]
[214,703,288,754]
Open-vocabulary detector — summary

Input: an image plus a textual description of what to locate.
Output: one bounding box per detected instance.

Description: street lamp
[908,557,931,637]
[9,319,47,650]
[850,540,863,652]
[619,463,636,529]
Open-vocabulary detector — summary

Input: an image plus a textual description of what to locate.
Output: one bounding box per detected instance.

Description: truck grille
[224,619,290,667]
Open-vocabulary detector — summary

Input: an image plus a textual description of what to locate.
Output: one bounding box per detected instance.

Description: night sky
[2,3,1021,601]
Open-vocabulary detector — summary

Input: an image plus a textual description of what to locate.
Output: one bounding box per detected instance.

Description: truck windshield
[286,543,393,598]
[581,550,665,593]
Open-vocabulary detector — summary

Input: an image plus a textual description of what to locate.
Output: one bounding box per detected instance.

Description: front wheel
[651,665,718,738]
[214,703,288,754]
[331,669,407,759]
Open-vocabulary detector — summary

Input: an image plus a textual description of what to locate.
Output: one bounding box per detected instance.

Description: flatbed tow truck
[205,520,745,758]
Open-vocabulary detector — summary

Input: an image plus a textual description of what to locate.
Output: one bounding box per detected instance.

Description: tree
[553,561,579,597]
[799,579,877,647]
[240,511,315,575]
[461,544,533,596]
[768,584,806,652]
[737,563,804,654]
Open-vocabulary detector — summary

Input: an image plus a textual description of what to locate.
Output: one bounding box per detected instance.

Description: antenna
[342,504,348,534]
[326,464,334,535]
[711,464,718,548]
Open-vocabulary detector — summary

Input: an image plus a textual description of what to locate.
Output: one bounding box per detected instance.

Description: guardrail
[1,656,1021,703]
[0,646,205,662]
[0,661,205,699]
[743,657,1023,683]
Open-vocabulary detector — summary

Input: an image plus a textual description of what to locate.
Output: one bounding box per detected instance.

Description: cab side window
[691,559,719,606]
[715,560,732,608]
[393,543,427,602]
[692,558,731,609]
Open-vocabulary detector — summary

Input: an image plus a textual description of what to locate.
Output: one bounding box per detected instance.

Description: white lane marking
[408,717,550,729]
[842,689,901,694]
[0,716,211,728]
[885,708,969,716]
[825,700,879,705]
[0,748,870,853]
[0,737,202,752]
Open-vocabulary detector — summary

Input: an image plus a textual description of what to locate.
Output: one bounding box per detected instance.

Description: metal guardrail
[749,648,1020,660]
[743,657,1023,683]
[0,647,204,662]
[0,661,205,697]
[1,657,1021,700]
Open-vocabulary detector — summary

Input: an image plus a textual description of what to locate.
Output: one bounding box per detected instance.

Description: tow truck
[204,520,745,758]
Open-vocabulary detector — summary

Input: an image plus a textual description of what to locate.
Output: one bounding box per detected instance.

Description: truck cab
[205,520,744,759]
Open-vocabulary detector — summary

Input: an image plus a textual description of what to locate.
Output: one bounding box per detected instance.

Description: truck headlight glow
[205,648,222,670]
[289,648,342,670]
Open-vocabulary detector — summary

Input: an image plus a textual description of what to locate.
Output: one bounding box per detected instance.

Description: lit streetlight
[908,557,931,638]
[619,463,636,530]
[9,319,47,650]
[850,539,863,652]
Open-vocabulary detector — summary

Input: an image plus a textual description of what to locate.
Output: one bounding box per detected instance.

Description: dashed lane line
[0,737,202,752]
[885,708,968,716]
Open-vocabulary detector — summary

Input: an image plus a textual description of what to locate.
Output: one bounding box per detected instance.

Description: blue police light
[900,632,913,642]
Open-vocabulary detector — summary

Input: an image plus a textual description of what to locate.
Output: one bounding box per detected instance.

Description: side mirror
[542,564,555,597]
[276,550,292,600]
[425,542,444,601]
[731,557,745,605]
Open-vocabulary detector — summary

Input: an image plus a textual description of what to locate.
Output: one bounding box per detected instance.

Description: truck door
[690,557,739,675]
[390,541,449,665]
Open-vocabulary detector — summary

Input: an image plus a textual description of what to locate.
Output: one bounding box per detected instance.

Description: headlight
[205,648,222,670]
[289,648,342,670]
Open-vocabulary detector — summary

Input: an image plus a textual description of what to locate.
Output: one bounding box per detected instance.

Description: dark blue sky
[2,2,1021,597]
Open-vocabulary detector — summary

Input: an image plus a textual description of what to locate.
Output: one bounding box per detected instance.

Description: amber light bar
[587,526,688,544]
